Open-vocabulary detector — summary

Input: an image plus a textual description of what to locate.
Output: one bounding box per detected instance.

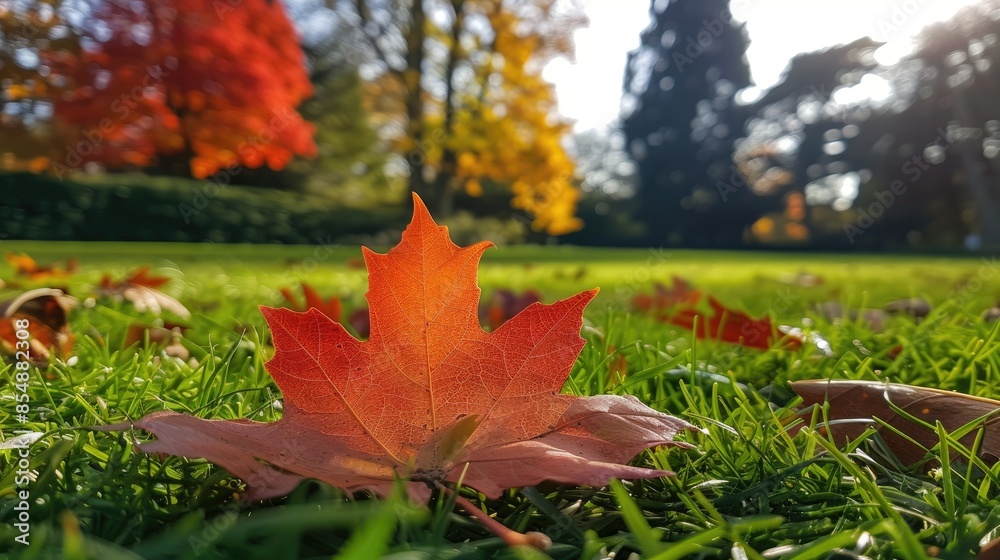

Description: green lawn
[3,242,1000,559]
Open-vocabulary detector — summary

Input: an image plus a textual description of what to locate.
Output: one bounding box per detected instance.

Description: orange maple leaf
[106,195,693,502]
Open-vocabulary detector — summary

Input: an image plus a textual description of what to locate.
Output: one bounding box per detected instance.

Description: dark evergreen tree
[622,0,752,247]
[855,1,1000,248]
[735,1,1000,249]
[734,38,882,246]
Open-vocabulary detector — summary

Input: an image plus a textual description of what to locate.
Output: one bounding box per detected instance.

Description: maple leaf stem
[435,483,552,551]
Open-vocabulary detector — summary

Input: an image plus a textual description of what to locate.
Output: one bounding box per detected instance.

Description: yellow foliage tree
[354,0,586,235]
[0,0,77,172]
[450,5,581,235]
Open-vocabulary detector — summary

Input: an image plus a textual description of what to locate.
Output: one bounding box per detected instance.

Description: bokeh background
[0,0,997,250]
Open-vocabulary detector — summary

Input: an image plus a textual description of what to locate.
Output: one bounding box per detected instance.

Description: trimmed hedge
[0,173,406,243]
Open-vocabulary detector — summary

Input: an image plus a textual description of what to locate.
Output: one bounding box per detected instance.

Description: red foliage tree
[50,0,316,178]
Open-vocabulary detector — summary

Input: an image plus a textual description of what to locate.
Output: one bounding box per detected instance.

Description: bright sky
[543,0,649,131]
[544,0,985,131]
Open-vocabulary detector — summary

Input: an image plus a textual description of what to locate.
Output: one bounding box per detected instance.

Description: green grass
[3,242,1000,559]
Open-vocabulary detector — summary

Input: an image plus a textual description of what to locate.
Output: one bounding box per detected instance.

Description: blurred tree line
[3,0,1000,249]
[0,0,584,239]
[608,0,1000,250]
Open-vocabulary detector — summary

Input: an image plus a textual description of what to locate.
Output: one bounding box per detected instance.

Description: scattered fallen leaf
[791,380,1000,466]
[0,288,77,363]
[632,277,700,315]
[778,326,834,357]
[6,252,78,281]
[479,288,541,331]
[815,297,927,341]
[102,195,694,503]
[670,296,802,351]
[634,278,803,351]
[99,267,190,318]
[100,266,172,290]
[885,297,932,319]
[278,283,370,338]
[279,282,342,322]
[814,302,887,333]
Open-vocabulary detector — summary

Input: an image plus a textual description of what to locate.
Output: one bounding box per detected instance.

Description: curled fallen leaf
[101,195,695,504]
[0,288,77,363]
[980,534,1000,560]
[791,380,1000,466]
[99,267,190,319]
